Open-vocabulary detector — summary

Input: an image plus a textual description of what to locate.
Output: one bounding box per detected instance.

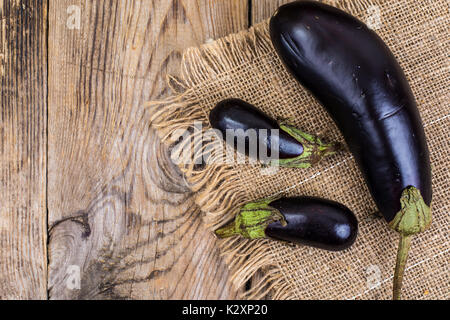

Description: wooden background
[0,0,293,299]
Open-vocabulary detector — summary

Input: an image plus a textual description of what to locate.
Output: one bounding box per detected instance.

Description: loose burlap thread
[149,0,449,299]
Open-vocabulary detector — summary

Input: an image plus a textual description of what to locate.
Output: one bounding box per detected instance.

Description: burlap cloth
[149,0,449,299]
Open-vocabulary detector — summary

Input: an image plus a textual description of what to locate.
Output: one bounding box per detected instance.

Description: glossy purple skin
[270,1,432,222]
[209,98,304,159]
[266,197,358,251]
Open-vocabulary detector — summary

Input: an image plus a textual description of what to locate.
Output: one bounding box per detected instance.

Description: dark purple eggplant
[269,1,432,299]
[209,98,337,168]
[215,196,358,251]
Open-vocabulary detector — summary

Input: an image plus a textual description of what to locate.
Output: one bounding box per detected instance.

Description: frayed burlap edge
[147,22,295,299]
[146,0,425,299]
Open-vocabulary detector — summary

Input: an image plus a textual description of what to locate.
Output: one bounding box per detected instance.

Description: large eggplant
[215,196,358,251]
[209,98,337,168]
[269,1,432,299]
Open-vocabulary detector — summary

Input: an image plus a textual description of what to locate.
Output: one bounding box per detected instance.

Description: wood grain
[0,0,47,299]
[251,0,293,24]
[47,0,248,299]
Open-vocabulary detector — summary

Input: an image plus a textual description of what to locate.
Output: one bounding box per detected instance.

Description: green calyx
[389,186,432,235]
[269,121,338,168]
[214,196,287,240]
[388,186,432,300]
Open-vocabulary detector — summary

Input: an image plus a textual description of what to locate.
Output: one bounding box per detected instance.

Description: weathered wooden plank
[251,0,292,24]
[48,0,248,299]
[0,0,47,299]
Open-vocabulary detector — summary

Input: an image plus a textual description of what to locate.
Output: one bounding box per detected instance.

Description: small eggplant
[269,1,432,299]
[209,98,337,168]
[215,196,358,251]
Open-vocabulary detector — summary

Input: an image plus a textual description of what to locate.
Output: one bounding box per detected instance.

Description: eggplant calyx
[388,186,432,300]
[271,121,338,168]
[214,196,287,240]
[389,186,432,235]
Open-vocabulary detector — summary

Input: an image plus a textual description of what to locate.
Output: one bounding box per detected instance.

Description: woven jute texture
[149,0,449,299]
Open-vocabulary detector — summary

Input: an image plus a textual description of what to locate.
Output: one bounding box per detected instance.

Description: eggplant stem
[389,186,431,300]
[215,221,238,238]
[393,234,412,300]
[272,121,339,168]
[214,196,286,240]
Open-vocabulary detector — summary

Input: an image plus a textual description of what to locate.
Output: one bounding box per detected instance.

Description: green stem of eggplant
[215,221,238,238]
[214,196,286,240]
[272,121,338,168]
[389,186,432,300]
[393,234,412,300]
